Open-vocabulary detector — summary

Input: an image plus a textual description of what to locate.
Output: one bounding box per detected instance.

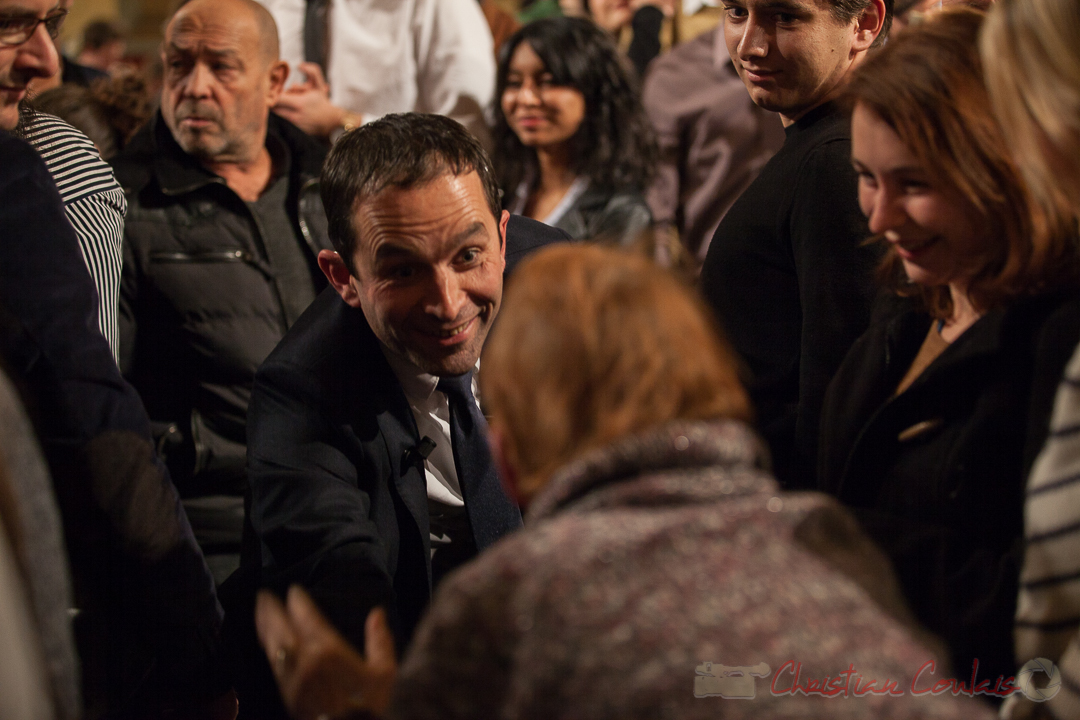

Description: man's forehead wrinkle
[743,0,815,11]
[358,213,490,261]
[451,221,487,245]
[167,8,261,55]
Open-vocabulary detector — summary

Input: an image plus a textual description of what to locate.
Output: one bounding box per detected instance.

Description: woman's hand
[256,585,398,720]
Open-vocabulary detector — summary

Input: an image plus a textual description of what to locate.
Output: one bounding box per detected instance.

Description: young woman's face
[851,103,989,291]
[501,41,586,153]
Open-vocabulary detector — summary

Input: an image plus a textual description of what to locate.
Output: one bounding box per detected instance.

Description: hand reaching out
[256,585,398,720]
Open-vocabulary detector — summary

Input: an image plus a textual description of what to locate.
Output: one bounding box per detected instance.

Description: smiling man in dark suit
[239,112,565,717]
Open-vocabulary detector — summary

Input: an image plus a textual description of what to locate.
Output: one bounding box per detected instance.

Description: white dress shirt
[257,0,495,147]
[382,347,479,564]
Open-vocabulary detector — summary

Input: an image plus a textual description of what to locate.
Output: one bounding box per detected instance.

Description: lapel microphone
[404,436,437,469]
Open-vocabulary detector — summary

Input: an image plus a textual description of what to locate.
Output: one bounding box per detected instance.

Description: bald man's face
[161,0,285,165]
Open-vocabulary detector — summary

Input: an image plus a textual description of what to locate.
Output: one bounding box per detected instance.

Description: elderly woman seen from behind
[818,7,1080,694]
[255,244,994,720]
[981,0,1080,717]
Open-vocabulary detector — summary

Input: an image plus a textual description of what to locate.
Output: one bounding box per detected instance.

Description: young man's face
[0,0,61,130]
[344,171,508,377]
[723,0,878,125]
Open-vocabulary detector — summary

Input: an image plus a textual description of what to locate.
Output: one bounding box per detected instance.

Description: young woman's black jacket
[819,291,1080,685]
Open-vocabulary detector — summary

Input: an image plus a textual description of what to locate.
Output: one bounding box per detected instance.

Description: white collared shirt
[256,0,495,147]
[381,346,476,558]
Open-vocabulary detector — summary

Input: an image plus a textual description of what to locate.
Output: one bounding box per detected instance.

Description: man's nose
[15,21,60,81]
[181,62,214,98]
[737,16,770,59]
[425,269,468,321]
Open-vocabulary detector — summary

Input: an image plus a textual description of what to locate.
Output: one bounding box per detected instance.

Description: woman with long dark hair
[492,17,657,246]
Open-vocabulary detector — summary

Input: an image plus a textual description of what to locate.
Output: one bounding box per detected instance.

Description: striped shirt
[1008,341,1080,719]
[21,112,124,362]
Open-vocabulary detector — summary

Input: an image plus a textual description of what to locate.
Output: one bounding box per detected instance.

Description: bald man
[111,0,334,582]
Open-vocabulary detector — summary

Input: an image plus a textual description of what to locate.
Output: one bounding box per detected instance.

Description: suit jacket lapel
[345,306,433,587]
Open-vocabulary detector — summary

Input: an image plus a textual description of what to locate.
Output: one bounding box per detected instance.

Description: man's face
[346,171,507,377]
[723,0,868,124]
[160,1,279,164]
[0,0,60,130]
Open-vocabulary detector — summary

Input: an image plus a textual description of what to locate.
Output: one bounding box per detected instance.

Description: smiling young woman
[491,17,657,246]
[817,7,1080,691]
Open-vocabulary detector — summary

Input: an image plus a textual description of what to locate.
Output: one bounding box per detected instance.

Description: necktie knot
[436,372,475,404]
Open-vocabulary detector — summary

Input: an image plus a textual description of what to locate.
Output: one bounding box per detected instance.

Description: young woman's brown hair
[845,7,1078,319]
[480,244,751,500]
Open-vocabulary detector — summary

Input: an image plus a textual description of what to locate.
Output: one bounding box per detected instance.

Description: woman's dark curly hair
[492,17,657,204]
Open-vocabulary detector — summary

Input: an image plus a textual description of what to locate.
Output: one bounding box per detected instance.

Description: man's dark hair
[321,113,502,274]
[829,0,895,48]
[82,20,123,52]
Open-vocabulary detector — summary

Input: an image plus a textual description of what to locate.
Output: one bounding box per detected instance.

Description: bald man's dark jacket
[112,111,331,497]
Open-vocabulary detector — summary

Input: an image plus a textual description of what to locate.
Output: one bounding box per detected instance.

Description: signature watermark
[694,658,1061,702]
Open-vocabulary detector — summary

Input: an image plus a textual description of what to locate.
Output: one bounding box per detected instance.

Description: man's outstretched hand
[256,585,398,720]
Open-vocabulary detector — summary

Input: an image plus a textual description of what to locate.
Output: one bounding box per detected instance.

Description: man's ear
[498,209,509,261]
[267,60,289,105]
[852,0,886,53]
[318,249,363,308]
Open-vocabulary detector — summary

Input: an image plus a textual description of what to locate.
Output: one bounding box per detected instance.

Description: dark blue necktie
[436,372,522,550]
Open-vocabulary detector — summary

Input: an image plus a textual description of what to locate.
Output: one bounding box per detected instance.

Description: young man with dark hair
[699,0,892,489]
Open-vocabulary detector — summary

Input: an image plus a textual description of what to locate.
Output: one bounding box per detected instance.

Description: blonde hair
[981,0,1080,215]
[480,244,751,500]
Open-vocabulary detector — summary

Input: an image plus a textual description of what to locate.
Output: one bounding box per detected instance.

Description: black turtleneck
[699,101,880,490]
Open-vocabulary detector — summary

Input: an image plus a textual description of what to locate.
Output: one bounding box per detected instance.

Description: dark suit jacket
[0,131,225,711]
[244,215,568,651]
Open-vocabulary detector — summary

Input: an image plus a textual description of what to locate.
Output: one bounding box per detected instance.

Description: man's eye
[459,249,480,264]
[724,6,748,19]
[776,12,798,22]
[44,10,65,37]
[0,17,32,32]
[389,265,416,280]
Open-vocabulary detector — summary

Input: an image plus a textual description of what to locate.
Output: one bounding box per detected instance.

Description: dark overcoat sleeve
[0,131,225,704]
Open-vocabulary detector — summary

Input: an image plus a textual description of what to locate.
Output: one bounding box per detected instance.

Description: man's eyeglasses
[0,9,67,47]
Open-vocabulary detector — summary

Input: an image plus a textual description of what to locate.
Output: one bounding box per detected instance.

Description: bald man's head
[161,0,288,165]
[169,0,280,66]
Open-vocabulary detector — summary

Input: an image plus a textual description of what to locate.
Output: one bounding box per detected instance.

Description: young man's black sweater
[700,101,880,489]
